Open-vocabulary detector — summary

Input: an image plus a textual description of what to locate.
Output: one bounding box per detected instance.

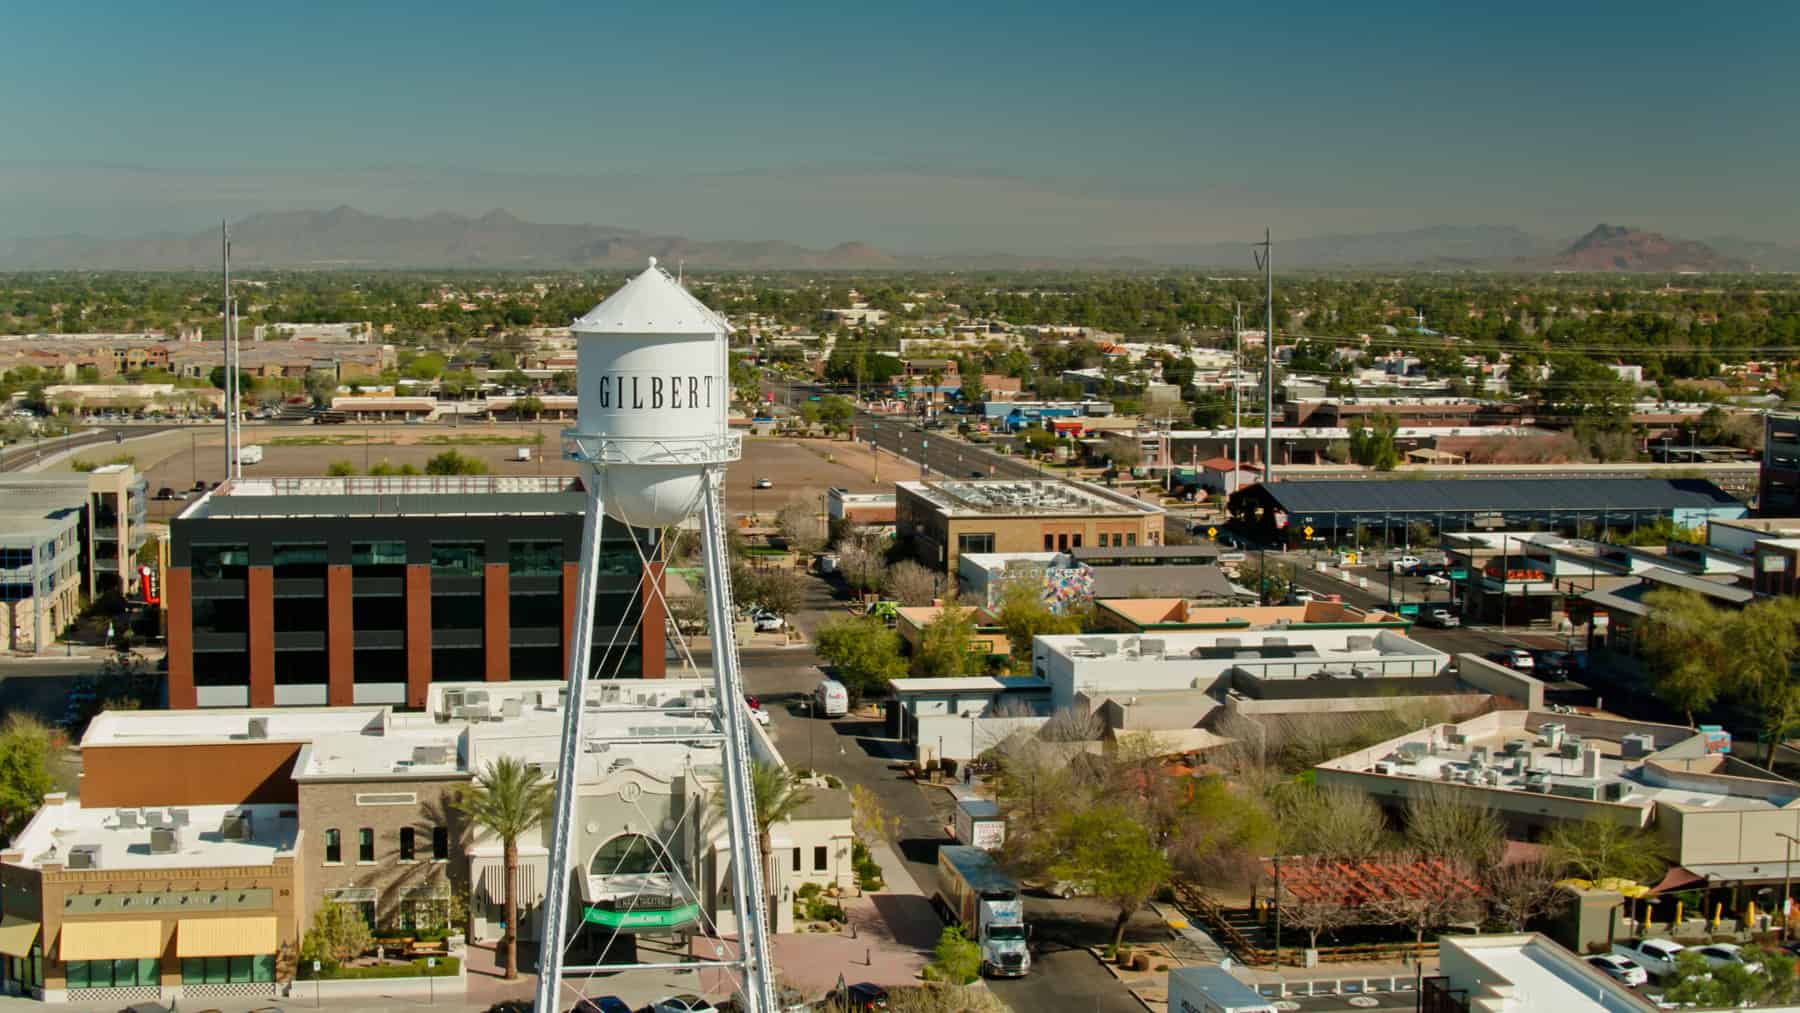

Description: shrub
[298,956,459,980]
[797,883,823,900]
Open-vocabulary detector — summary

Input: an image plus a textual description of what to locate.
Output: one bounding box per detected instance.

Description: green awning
[582,903,699,929]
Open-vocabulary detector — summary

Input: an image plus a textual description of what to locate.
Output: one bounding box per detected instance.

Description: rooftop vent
[247,717,269,739]
[220,811,253,842]
[412,744,453,765]
[67,844,100,869]
[149,826,183,855]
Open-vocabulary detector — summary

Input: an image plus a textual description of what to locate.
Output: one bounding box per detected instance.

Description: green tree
[1044,802,1173,949]
[1545,818,1668,883]
[1726,597,1800,753]
[816,395,855,435]
[995,580,1081,667]
[454,756,553,979]
[1639,589,1729,725]
[958,370,987,405]
[403,352,447,380]
[1017,426,1058,458]
[929,924,982,985]
[304,370,338,407]
[207,365,254,392]
[0,715,56,838]
[814,615,908,705]
[299,900,375,968]
[511,394,545,419]
[425,449,489,475]
[914,602,980,678]
[326,459,356,477]
[717,760,813,931]
[1347,412,1400,471]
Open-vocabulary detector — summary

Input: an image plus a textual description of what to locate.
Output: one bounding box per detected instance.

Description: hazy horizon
[6,1,1796,253]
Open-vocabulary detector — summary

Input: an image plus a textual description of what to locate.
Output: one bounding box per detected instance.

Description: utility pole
[221,221,235,481]
[1232,302,1242,470]
[1254,229,1274,482]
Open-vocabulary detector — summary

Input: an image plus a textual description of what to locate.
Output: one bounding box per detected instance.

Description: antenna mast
[1232,302,1242,471]
[1254,228,1274,481]
[221,221,236,481]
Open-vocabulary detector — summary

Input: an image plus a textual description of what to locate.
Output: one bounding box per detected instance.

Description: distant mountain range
[0,207,1793,272]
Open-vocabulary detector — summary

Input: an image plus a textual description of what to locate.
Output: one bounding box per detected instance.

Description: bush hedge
[299,956,460,980]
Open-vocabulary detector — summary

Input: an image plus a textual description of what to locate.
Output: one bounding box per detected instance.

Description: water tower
[534,260,776,1013]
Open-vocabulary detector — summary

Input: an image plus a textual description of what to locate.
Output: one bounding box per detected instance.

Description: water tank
[570,260,735,527]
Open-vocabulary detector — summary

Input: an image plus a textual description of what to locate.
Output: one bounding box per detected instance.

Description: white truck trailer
[934,845,1030,978]
[1168,966,1278,1013]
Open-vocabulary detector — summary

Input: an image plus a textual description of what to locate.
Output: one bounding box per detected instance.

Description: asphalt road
[0,424,170,471]
[762,377,1046,482]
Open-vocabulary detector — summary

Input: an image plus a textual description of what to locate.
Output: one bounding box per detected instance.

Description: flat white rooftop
[9,798,296,872]
[899,479,1163,518]
[1440,934,1647,1013]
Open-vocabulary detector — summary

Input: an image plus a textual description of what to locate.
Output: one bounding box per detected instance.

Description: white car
[1392,555,1422,573]
[1613,938,1685,978]
[752,613,786,632]
[1695,942,1762,975]
[753,478,774,489]
[1425,573,1451,587]
[1586,953,1649,987]
[652,996,719,1013]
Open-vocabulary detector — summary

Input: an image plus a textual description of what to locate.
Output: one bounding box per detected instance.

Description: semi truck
[934,845,1030,978]
[1167,967,1277,1013]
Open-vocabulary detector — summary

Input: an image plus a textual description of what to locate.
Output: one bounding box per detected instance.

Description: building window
[956,533,994,555]
[1057,534,1069,551]
[400,826,416,861]
[182,954,274,984]
[190,543,249,580]
[432,826,449,861]
[324,828,341,864]
[358,827,375,863]
[66,958,159,988]
[792,849,801,873]
[1126,533,1137,546]
[1072,533,1082,548]
[814,846,828,871]
[1043,534,1054,551]
[271,541,328,576]
[352,540,408,567]
[509,540,563,577]
[430,541,485,576]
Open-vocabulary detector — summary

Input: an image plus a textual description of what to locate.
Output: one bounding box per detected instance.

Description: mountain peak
[1554,223,1746,273]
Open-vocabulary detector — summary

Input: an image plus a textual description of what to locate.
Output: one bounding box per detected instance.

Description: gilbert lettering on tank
[596,373,717,411]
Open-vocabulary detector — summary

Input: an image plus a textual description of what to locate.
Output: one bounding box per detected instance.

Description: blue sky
[3,0,1796,252]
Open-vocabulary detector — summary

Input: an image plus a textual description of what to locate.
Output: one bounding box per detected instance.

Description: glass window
[206,955,227,983]
[358,827,375,862]
[272,541,328,574]
[66,959,88,989]
[956,533,994,555]
[352,541,407,567]
[815,846,828,871]
[430,541,484,576]
[588,834,670,877]
[509,540,563,577]
[509,592,561,629]
[432,826,449,861]
[1126,533,1137,546]
[1043,534,1054,551]
[230,955,253,982]
[325,828,341,863]
[399,827,416,861]
[792,849,801,872]
[253,953,275,982]
[190,543,249,580]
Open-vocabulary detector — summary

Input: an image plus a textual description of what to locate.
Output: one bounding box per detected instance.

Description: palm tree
[715,760,813,925]
[455,756,553,980]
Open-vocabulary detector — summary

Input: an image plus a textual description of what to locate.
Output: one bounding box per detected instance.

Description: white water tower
[535,260,777,1013]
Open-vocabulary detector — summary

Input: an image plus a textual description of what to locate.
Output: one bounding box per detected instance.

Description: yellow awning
[59,920,162,960]
[176,916,277,958]
[0,915,39,957]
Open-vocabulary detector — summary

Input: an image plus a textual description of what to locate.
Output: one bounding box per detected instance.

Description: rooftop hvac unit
[1621,733,1656,759]
[66,844,100,869]
[144,810,165,828]
[149,826,182,855]
[1374,762,1393,775]
[116,808,140,828]
[220,811,253,842]
[1603,781,1627,802]
[413,744,453,765]
[1446,732,1468,746]
[247,717,269,739]
[1524,773,1551,793]
[1539,723,1566,749]
[1439,765,1457,781]
[501,698,523,719]
[1559,739,1583,760]
[1483,769,1502,786]
[1503,739,1529,756]
[170,808,190,827]
[1470,746,1490,765]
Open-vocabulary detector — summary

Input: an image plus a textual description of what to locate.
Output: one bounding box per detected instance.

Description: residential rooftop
[6,796,298,872]
[897,479,1163,518]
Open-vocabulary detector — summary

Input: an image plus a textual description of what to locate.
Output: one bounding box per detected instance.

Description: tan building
[895,479,1164,572]
[0,794,301,1006]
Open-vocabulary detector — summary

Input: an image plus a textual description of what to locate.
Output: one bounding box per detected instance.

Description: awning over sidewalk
[59,920,162,960]
[177,916,277,957]
[0,915,40,957]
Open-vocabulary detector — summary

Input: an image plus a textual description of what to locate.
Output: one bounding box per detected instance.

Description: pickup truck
[1418,608,1460,629]
[1612,938,1685,978]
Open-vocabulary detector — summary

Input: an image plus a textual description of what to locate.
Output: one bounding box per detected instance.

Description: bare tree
[1274,784,1389,862]
[776,500,828,555]
[1037,706,1103,743]
[1404,784,1505,867]
[1483,857,1570,932]
[835,541,885,595]
[885,560,944,606]
[1284,891,1363,951]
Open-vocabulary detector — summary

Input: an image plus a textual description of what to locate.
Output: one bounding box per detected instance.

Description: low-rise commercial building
[896,479,1164,572]
[167,475,663,711]
[0,485,83,652]
[826,489,896,526]
[0,464,149,606]
[1429,934,1649,1013]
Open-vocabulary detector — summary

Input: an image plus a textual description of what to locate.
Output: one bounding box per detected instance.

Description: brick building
[895,478,1164,572]
[166,475,663,710]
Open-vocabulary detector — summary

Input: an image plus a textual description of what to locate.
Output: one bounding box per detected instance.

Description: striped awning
[177,916,277,958]
[59,920,163,960]
[0,915,39,957]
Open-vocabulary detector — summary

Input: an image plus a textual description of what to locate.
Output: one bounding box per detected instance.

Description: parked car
[651,996,718,1013]
[751,610,786,632]
[571,999,633,1013]
[1419,608,1460,629]
[844,984,890,1011]
[154,486,178,501]
[1392,555,1422,574]
[1424,573,1452,587]
[1285,589,1316,605]
[1694,942,1762,974]
[1613,938,1686,978]
[1486,649,1534,671]
[753,478,774,489]
[1534,650,1582,678]
[1587,953,1649,987]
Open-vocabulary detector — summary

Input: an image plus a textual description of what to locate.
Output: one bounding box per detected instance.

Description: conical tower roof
[573,259,733,336]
